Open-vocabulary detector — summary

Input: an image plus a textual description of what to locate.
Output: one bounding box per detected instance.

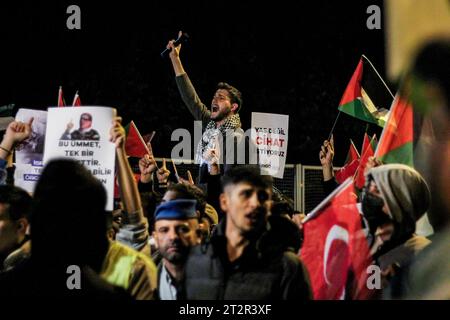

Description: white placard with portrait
[43,106,116,210]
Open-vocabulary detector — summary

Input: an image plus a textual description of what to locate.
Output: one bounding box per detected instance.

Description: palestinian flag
[335,139,360,184]
[72,91,81,106]
[125,121,149,158]
[58,86,66,107]
[338,56,394,127]
[375,94,413,166]
[355,133,377,189]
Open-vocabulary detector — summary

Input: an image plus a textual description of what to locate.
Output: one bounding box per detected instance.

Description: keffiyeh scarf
[195,114,242,167]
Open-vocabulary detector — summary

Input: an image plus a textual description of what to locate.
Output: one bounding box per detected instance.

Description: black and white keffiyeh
[195,114,242,167]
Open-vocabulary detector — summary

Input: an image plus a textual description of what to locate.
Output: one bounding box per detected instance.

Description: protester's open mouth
[245,212,259,224]
[211,105,219,112]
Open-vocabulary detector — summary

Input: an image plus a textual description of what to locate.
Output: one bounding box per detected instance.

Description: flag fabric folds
[72,91,81,106]
[355,133,377,189]
[335,139,360,184]
[58,86,65,107]
[301,179,372,300]
[125,121,149,158]
[375,94,414,166]
[338,56,394,127]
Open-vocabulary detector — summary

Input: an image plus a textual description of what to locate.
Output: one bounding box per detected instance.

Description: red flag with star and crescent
[300,179,372,300]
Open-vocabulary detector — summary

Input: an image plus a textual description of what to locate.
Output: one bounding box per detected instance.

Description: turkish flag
[335,158,360,184]
[300,179,372,300]
[125,121,150,158]
[58,86,65,107]
[72,92,81,106]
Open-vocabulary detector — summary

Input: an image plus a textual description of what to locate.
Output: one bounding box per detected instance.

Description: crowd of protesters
[0,39,448,300]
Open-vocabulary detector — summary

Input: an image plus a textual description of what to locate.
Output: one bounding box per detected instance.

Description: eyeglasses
[81,117,92,121]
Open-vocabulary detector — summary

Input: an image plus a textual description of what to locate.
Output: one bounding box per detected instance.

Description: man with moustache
[152,199,200,300]
[181,166,312,300]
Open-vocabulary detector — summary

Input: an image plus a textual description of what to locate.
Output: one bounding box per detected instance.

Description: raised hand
[319,134,334,167]
[66,119,74,132]
[139,154,157,184]
[178,169,195,186]
[4,118,34,146]
[109,117,125,149]
[156,158,170,184]
[203,148,219,164]
[319,134,335,181]
[364,156,383,176]
[166,30,183,60]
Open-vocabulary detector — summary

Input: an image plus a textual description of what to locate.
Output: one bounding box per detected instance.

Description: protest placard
[14,108,47,193]
[43,106,116,210]
[251,112,289,179]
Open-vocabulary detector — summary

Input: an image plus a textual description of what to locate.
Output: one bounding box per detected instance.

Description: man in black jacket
[181,165,312,300]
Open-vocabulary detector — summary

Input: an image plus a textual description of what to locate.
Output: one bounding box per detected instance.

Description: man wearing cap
[61,112,100,141]
[153,199,200,300]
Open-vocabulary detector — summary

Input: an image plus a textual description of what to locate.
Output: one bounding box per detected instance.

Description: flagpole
[72,90,79,106]
[302,178,353,223]
[350,139,361,158]
[362,55,395,99]
[328,111,341,140]
[374,95,397,157]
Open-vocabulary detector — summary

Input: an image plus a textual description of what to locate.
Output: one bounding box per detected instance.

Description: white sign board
[14,108,47,193]
[251,112,289,179]
[43,106,116,210]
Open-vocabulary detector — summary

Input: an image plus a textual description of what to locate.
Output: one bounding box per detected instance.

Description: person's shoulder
[189,242,213,256]
[186,241,218,267]
[280,250,305,271]
[134,249,157,272]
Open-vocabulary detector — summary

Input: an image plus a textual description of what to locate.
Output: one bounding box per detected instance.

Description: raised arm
[0,119,33,184]
[0,118,33,161]
[111,117,143,217]
[319,135,335,182]
[167,31,211,123]
[110,117,150,253]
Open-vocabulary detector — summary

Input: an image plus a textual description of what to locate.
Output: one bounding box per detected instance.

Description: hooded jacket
[368,164,431,244]
[368,164,432,298]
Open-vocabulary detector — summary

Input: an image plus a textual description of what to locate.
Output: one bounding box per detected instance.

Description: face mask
[361,191,390,235]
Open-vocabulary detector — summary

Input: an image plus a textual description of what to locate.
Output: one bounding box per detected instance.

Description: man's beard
[211,107,231,122]
[161,242,190,265]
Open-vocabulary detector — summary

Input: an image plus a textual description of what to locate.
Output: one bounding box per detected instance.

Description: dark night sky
[0,0,391,165]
